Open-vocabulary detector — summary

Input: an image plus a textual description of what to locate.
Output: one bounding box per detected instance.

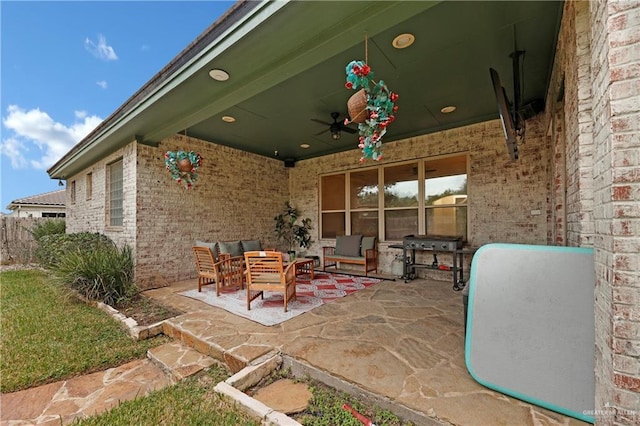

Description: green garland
[164,150,203,189]
[345,60,399,161]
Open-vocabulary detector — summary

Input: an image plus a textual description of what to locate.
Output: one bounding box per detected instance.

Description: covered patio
[145,275,589,426]
[47,1,639,423]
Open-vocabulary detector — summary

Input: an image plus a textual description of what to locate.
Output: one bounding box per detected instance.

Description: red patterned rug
[180,272,381,326]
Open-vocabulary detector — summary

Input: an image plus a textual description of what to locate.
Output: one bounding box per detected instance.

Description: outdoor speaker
[284,159,295,168]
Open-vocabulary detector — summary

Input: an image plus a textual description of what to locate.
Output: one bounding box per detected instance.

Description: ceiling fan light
[331,130,341,140]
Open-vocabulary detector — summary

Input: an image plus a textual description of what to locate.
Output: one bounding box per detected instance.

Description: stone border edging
[212,352,440,426]
[280,355,441,426]
[214,353,303,426]
[95,301,165,341]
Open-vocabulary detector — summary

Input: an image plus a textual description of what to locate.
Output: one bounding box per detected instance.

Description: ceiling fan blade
[310,118,332,126]
[341,126,358,134]
[315,128,330,136]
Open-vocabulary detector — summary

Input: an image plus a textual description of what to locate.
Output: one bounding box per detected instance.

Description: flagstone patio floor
[150,275,589,426]
[1,274,590,425]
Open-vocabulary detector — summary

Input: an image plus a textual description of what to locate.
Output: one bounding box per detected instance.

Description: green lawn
[74,365,259,426]
[0,269,169,393]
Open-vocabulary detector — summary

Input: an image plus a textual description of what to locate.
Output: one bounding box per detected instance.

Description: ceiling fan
[311,112,357,140]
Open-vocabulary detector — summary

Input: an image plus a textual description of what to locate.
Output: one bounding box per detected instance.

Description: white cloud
[0,137,29,168]
[1,105,102,170]
[84,34,118,61]
[96,80,108,89]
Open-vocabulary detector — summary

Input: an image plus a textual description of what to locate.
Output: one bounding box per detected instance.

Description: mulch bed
[116,295,183,326]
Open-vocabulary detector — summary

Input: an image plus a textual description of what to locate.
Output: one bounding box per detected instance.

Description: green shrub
[35,232,112,268]
[29,219,66,241]
[51,242,136,306]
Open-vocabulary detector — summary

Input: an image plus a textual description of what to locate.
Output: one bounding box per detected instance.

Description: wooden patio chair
[244,250,296,312]
[193,246,244,295]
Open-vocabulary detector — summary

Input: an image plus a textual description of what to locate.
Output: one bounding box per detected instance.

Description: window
[424,156,467,239]
[86,172,93,200]
[107,159,123,226]
[70,180,76,204]
[350,169,378,237]
[384,162,419,240]
[320,154,468,241]
[320,174,345,238]
[42,212,66,218]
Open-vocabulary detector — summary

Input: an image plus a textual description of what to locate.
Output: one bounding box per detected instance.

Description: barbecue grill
[392,235,468,290]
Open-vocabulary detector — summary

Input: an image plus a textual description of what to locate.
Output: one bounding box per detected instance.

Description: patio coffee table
[291,258,314,279]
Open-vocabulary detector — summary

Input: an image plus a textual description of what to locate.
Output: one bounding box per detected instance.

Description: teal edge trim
[464,243,595,424]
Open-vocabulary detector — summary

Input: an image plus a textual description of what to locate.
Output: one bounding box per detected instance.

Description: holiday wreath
[164,150,203,189]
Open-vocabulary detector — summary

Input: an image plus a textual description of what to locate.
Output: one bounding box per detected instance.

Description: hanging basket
[345,59,398,161]
[347,89,368,123]
[177,158,193,172]
[164,150,203,189]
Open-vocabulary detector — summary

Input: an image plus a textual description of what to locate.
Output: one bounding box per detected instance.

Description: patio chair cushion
[336,235,362,257]
[241,240,262,252]
[218,240,243,257]
[195,240,218,261]
[361,236,376,256]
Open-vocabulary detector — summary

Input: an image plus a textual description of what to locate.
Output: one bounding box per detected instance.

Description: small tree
[274,202,313,255]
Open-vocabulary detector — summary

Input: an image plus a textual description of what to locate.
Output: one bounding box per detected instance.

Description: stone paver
[252,379,312,414]
[1,359,171,425]
[147,340,216,382]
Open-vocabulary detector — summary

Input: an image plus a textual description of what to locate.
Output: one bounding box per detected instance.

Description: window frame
[42,212,66,218]
[106,158,124,228]
[70,180,76,204]
[319,153,469,242]
[86,172,93,201]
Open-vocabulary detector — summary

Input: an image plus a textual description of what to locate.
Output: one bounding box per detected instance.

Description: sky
[1,0,234,213]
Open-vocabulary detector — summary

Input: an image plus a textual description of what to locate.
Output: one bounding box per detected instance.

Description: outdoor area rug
[179,272,382,326]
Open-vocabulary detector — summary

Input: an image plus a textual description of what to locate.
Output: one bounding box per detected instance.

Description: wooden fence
[0,217,65,264]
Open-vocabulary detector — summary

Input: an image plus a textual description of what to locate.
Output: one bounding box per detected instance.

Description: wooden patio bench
[323,235,377,276]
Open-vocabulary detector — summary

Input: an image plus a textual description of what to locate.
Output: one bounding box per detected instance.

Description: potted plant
[274,202,313,260]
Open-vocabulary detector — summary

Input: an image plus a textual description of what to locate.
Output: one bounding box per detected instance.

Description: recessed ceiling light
[440,106,457,114]
[392,33,415,49]
[221,115,236,123]
[209,68,229,81]
[300,143,311,149]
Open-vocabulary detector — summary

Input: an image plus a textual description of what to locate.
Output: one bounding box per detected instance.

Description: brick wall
[65,142,137,250]
[555,0,596,249]
[289,116,551,276]
[65,134,289,288]
[547,1,640,423]
[134,134,289,287]
[589,0,640,423]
